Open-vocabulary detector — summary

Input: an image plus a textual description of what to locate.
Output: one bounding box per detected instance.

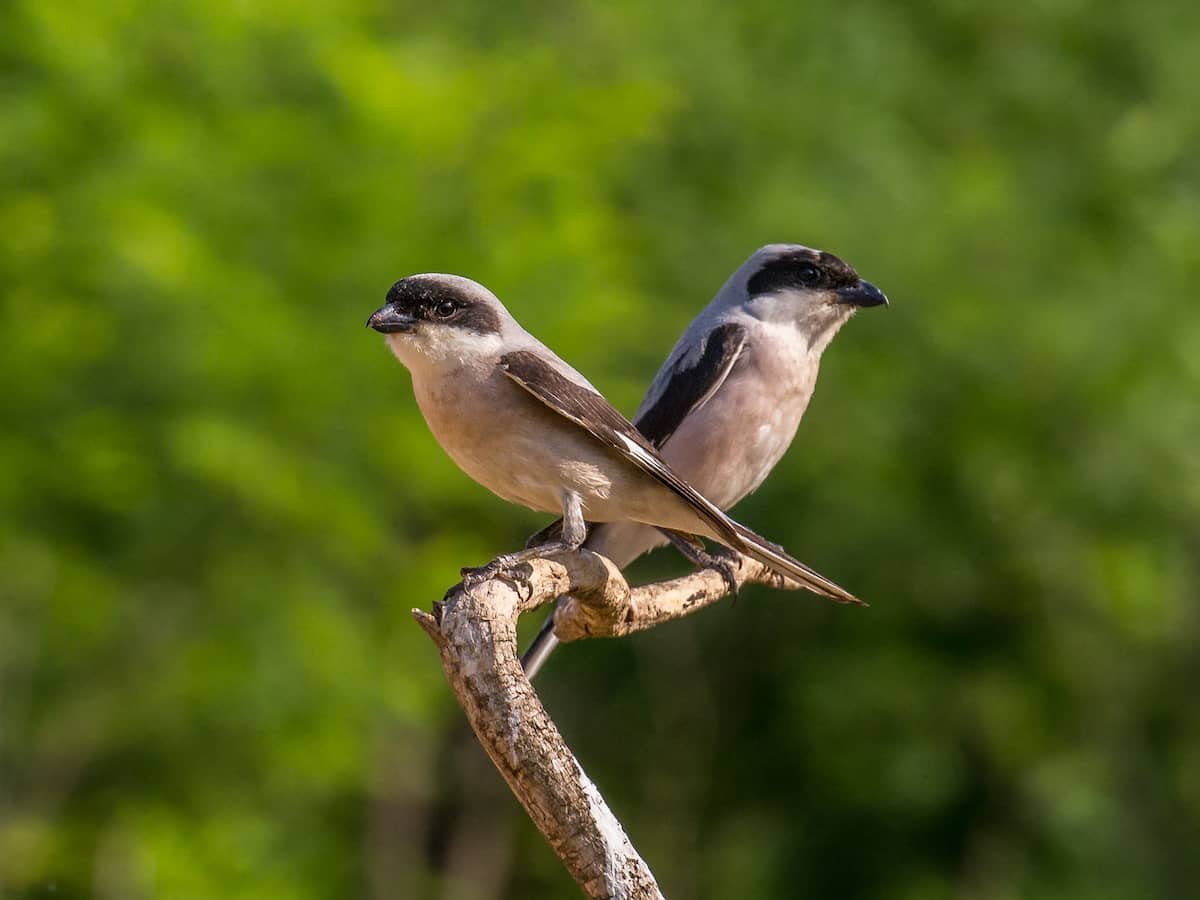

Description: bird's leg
[659,529,740,596]
[461,491,588,591]
[523,518,564,549]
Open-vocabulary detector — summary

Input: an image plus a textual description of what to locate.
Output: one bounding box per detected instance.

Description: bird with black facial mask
[520,244,888,678]
[366,269,871,608]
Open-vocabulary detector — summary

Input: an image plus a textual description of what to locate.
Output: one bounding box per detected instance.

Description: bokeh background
[3,1,1199,897]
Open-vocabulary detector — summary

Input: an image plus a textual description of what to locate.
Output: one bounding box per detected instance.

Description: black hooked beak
[367,304,418,333]
[835,280,889,308]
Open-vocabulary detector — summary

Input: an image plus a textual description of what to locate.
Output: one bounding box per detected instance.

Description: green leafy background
[3,1,1198,897]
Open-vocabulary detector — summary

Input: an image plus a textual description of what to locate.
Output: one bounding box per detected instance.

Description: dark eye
[434,300,457,318]
[797,264,821,286]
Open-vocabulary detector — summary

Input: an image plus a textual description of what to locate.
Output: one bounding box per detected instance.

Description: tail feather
[729,522,864,606]
[521,616,560,680]
[519,518,863,681]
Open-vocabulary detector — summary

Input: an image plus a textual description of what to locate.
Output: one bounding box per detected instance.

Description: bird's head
[739,244,887,349]
[367,274,511,366]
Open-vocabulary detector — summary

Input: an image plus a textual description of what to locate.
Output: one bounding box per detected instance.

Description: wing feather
[499,351,745,550]
[634,323,747,448]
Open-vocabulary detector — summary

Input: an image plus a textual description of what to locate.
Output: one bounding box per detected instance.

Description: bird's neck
[752,319,826,405]
[385,330,505,371]
[793,306,854,356]
[744,292,855,355]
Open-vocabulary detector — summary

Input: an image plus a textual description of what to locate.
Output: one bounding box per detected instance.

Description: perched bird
[521,244,888,678]
[366,270,865,608]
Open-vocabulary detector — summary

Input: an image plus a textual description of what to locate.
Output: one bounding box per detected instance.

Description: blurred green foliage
[2,0,1199,897]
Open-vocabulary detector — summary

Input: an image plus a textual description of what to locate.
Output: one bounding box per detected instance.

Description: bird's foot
[460,553,521,593]
[705,550,741,598]
[460,538,583,598]
[661,530,741,598]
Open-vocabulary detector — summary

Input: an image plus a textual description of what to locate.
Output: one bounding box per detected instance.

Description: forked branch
[412,551,797,898]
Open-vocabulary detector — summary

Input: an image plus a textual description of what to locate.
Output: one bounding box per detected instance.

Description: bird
[520,244,888,678]
[366,268,870,615]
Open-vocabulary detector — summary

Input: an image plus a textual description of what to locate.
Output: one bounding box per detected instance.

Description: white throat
[747,290,855,354]
[384,327,506,374]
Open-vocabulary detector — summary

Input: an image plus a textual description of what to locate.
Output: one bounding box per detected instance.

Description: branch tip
[412,608,445,646]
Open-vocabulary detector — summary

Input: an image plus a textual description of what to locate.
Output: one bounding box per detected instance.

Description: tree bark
[412,550,798,898]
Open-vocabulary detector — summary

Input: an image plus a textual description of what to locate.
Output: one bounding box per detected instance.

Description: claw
[459,553,527,595]
[661,529,741,598]
[460,562,499,594]
[713,557,740,598]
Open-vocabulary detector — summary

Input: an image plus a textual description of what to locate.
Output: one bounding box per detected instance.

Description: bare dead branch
[413,553,661,898]
[551,552,790,643]
[412,548,807,897]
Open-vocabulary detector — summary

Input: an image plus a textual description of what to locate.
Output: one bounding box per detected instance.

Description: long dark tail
[520,520,863,680]
[521,616,560,680]
[729,522,864,605]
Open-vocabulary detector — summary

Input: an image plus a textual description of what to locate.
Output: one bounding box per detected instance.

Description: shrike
[366,269,870,609]
[521,244,888,677]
